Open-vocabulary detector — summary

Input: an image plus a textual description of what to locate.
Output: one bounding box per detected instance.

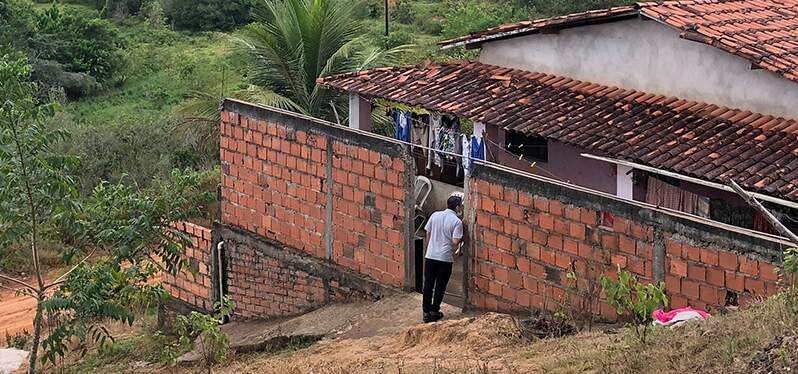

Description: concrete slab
[178,293,466,363]
[0,348,27,374]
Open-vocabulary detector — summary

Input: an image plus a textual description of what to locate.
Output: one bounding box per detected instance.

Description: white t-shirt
[424,209,464,263]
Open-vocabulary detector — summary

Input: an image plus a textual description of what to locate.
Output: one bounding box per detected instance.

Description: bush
[31,59,101,100]
[441,0,526,39]
[379,29,414,50]
[601,267,668,343]
[162,0,253,31]
[57,117,202,195]
[34,5,124,81]
[0,0,37,54]
[393,0,414,24]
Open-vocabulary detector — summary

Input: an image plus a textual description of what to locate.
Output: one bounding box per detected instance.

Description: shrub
[379,29,414,50]
[441,0,526,39]
[142,0,166,29]
[393,0,414,24]
[172,298,235,369]
[601,267,668,343]
[34,5,124,81]
[31,59,101,100]
[162,0,253,31]
[0,0,37,54]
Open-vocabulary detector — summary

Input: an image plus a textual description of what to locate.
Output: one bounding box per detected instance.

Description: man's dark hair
[447,195,463,210]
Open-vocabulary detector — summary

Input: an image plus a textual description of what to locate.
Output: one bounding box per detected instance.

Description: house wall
[478,18,798,119]
[489,136,617,195]
[466,164,786,319]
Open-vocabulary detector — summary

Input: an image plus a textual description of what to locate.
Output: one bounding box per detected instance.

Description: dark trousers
[422,258,453,314]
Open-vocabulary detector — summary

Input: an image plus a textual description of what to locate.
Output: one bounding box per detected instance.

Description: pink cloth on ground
[652,307,710,324]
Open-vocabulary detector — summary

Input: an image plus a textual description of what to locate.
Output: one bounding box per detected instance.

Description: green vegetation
[600,268,668,343]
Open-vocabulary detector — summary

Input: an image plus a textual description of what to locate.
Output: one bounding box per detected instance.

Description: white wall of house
[478,18,798,119]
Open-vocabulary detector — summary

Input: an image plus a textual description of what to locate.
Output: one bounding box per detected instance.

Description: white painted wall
[478,19,798,119]
[348,94,372,131]
[616,164,634,200]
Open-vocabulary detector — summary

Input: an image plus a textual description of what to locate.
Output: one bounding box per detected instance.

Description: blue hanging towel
[470,135,485,161]
[394,110,412,142]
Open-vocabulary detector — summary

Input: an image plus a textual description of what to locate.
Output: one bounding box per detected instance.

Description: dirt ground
[0,287,36,345]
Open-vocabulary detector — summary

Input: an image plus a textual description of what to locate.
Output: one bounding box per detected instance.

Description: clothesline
[484,138,563,180]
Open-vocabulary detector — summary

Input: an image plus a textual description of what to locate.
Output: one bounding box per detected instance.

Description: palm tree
[175,0,408,160]
[235,0,408,120]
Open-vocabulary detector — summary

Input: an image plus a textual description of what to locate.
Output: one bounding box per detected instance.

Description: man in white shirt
[422,195,464,323]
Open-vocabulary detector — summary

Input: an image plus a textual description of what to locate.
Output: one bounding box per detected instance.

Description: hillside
[43,291,798,373]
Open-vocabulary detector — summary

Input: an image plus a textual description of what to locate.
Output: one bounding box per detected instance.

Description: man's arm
[452,220,464,254]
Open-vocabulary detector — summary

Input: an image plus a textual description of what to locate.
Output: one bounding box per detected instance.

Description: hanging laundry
[461,134,472,174]
[394,109,412,142]
[428,114,442,170]
[454,131,463,176]
[473,121,486,139]
[411,114,429,147]
[470,134,485,162]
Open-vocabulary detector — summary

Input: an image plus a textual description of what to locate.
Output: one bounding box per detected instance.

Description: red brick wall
[164,222,214,312]
[468,171,784,320]
[220,111,328,259]
[329,140,406,286]
[664,236,780,311]
[219,102,410,291]
[224,234,379,318]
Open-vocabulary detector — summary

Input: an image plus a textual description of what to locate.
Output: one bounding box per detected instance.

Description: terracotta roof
[439,1,798,84]
[318,60,798,202]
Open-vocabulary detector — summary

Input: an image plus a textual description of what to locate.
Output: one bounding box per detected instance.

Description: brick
[759,261,780,282]
[684,245,701,262]
[569,223,586,240]
[539,214,554,230]
[718,251,738,271]
[687,263,706,281]
[745,277,766,295]
[670,259,688,277]
[601,233,618,250]
[725,271,745,292]
[706,268,725,287]
[563,239,579,255]
[739,256,759,276]
[579,209,596,225]
[554,218,569,235]
[618,235,636,254]
[681,279,699,300]
[611,254,627,268]
[700,248,719,267]
[665,275,680,293]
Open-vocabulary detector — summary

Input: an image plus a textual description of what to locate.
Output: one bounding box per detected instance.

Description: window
[505,131,548,162]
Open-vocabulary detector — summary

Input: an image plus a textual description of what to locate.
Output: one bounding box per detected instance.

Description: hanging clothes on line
[461,134,471,173]
[394,109,412,142]
[427,114,442,170]
[411,114,429,147]
[645,176,710,218]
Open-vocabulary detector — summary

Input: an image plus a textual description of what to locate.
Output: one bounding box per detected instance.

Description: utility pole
[729,180,798,246]
[384,0,389,36]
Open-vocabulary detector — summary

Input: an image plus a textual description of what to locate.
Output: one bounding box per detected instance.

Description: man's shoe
[429,311,444,322]
[423,312,432,323]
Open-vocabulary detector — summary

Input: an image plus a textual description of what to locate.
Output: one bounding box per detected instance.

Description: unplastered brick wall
[467,165,786,320]
[220,225,386,318]
[219,100,412,296]
[163,221,214,312]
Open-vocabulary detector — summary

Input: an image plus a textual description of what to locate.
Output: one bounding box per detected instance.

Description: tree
[0,55,212,373]
[176,0,409,163]
[233,0,410,120]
